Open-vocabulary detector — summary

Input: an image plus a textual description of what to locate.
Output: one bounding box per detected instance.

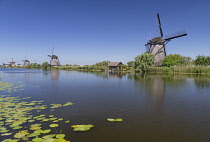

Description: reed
[148,66,210,74]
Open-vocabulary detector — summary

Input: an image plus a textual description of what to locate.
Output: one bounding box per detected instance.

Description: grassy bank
[148,66,210,74]
[8,65,210,75]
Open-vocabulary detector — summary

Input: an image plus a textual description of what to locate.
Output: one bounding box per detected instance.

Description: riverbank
[148,66,210,74]
[4,65,210,75]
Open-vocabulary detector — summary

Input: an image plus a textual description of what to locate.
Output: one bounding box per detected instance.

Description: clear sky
[0,0,209,65]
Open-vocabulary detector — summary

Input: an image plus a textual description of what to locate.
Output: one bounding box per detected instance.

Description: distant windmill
[22,55,30,67]
[145,13,187,66]
[48,47,60,67]
[8,57,16,67]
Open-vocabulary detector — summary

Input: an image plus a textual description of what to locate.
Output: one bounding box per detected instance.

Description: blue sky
[0,0,209,65]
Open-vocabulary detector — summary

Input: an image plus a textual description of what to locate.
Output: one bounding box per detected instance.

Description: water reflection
[77,71,127,79]
[51,69,59,80]
[108,71,127,79]
[131,74,165,107]
[193,75,210,89]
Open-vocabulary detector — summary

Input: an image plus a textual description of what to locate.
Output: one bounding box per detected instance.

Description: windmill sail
[164,30,187,41]
[157,13,163,37]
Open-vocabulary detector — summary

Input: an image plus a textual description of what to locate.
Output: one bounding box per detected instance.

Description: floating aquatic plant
[63,102,74,106]
[56,134,65,139]
[0,80,98,142]
[41,129,51,134]
[2,139,20,142]
[0,94,73,142]
[107,118,123,122]
[32,137,43,142]
[65,120,70,123]
[0,81,26,93]
[50,124,59,128]
[71,125,94,131]
[42,134,56,139]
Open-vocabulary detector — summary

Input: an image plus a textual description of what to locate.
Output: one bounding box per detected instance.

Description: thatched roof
[52,55,58,59]
[108,62,122,67]
[148,37,164,44]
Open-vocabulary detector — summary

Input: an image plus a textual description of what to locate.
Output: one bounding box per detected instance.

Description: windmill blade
[157,13,163,37]
[164,30,187,41]
[52,46,54,55]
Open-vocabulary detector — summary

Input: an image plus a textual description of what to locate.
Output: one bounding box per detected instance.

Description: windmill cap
[148,37,164,44]
[52,55,58,59]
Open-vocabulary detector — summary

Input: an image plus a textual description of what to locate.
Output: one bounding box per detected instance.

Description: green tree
[135,52,155,73]
[95,61,111,67]
[42,62,49,69]
[162,54,183,67]
[121,65,127,70]
[127,61,135,68]
[194,55,210,66]
[36,64,41,68]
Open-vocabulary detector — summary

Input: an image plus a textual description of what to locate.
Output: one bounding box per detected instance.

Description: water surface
[0,68,210,142]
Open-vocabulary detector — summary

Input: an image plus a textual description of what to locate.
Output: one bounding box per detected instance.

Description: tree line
[128,53,210,73]
[17,54,210,73]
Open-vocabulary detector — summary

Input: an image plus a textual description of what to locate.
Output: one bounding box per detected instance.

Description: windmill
[48,47,60,67]
[22,55,30,67]
[8,57,16,67]
[145,13,187,66]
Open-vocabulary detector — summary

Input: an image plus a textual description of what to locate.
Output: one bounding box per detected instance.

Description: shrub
[135,52,155,73]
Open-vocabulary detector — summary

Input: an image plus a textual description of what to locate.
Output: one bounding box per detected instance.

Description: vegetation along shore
[2,53,210,75]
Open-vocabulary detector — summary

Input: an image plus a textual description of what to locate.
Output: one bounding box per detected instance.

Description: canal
[0,68,210,142]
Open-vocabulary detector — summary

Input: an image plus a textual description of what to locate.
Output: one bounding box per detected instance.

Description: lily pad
[41,129,51,134]
[115,118,123,122]
[107,118,115,122]
[27,133,40,137]
[49,124,59,127]
[34,130,42,134]
[56,139,70,142]
[63,102,73,106]
[32,138,43,142]
[42,119,50,121]
[14,132,26,138]
[1,132,12,136]
[107,118,123,122]
[2,139,20,142]
[30,126,42,130]
[28,120,35,122]
[42,138,55,142]
[71,125,94,131]
[42,134,56,139]
[56,134,65,139]
[13,126,23,130]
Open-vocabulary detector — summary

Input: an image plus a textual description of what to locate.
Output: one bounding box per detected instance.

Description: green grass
[148,66,210,74]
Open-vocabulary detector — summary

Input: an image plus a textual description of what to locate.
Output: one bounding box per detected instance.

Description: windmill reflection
[131,74,165,107]
[51,69,59,80]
